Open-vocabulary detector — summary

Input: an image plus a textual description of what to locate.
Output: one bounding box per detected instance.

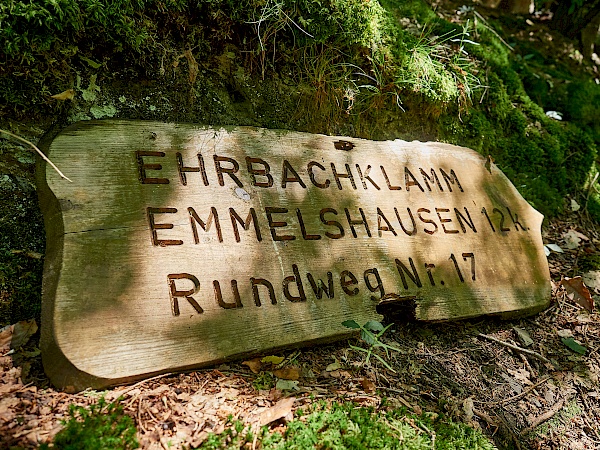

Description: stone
[37,120,550,390]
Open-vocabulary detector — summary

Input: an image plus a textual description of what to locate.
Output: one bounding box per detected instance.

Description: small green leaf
[79,55,102,69]
[364,321,384,332]
[361,329,376,345]
[561,337,587,354]
[342,320,360,329]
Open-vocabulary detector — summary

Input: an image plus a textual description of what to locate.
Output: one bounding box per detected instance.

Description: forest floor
[1,1,600,449]
[0,204,599,449]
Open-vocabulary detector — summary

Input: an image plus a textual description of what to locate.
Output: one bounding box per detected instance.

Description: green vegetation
[342,319,401,372]
[199,402,496,449]
[0,172,44,326]
[2,0,597,220]
[41,397,138,450]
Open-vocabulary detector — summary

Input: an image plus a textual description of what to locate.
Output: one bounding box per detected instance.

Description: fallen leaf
[261,355,284,365]
[360,378,376,393]
[563,230,583,249]
[545,243,564,254]
[571,199,581,212]
[582,271,600,289]
[0,325,13,351]
[242,358,263,374]
[557,329,573,339]
[507,368,532,385]
[326,361,342,372]
[560,277,595,312]
[561,337,587,355]
[11,319,37,349]
[50,89,75,101]
[275,379,299,391]
[273,367,300,380]
[258,397,295,426]
[513,327,533,347]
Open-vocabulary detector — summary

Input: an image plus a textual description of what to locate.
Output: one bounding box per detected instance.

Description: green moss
[41,397,138,450]
[199,402,496,449]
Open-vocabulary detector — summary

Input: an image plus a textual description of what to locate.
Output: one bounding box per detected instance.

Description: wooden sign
[38,120,550,390]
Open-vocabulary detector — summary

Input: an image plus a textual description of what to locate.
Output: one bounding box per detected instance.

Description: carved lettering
[168,274,202,316]
[136,151,169,184]
[147,207,183,246]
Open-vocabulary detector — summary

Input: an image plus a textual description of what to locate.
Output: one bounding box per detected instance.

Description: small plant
[42,397,138,450]
[342,320,401,372]
[253,371,276,391]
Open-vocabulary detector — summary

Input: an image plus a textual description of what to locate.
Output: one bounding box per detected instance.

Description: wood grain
[37,120,551,390]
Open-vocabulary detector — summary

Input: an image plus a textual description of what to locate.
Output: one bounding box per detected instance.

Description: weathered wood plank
[37,120,550,391]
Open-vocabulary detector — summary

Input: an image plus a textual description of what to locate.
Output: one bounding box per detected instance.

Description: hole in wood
[377,293,417,321]
[334,140,355,151]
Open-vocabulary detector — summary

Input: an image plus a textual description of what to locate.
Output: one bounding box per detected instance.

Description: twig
[475,376,551,406]
[137,398,148,433]
[520,397,566,435]
[478,333,559,369]
[376,386,406,395]
[472,408,498,427]
[474,11,514,52]
[112,372,174,400]
[0,129,72,182]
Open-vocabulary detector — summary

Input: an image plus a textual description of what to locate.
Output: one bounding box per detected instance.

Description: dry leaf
[50,89,75,101]
[513,327,533,347]
[326,361,342,372]
[242,358,263,374]
[258,397,295,426]
[557,329,573,338]
[507,368,532,385]
[563,230,582,249]
[544,244,564,256]
[0,324,13,352]
[273,367,300,380]
[261,355,285,365]
[582,271,600,289]
[561,276,595,312]
[360,378,376,394]
[11,319,37,349]
[275,379,300,391]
